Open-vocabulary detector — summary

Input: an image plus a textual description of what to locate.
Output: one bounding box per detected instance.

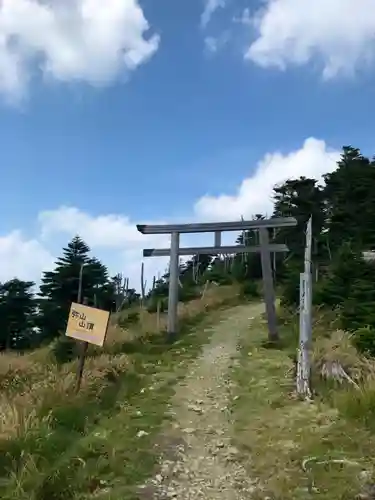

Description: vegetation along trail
[139,302,264,499]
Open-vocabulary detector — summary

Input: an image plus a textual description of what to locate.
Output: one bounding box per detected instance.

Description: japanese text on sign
[70,309,95,331]
[66,302,110,347]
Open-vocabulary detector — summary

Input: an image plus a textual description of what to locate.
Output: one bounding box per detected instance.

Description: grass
[230,313,375,499]
[0,284,245,500]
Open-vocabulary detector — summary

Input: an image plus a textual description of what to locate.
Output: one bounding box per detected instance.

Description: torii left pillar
[167,232,180,343]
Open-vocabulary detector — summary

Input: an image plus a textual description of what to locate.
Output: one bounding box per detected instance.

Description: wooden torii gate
[136,217,297,342]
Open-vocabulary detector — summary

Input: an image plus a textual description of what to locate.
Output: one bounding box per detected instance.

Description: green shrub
[240,281,260,298]
[179,286,200,303]
[340,279,375,333]
[118,310,140,328]
[280,265,301,307]
[146,297,168,313]
[316,243,370,308]
[52,336,78,364]
[352,326,375,357]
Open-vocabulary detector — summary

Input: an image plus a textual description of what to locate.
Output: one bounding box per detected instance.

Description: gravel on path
[139,303,264,500]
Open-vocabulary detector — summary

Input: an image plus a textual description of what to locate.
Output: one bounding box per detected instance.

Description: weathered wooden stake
[75,294,89,394]
[297,217,313,398]
[167,232,180,342]
[201,280,209,300]
[259,228,278,342]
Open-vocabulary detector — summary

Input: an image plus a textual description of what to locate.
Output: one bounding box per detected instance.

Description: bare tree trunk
[140,262,146,301]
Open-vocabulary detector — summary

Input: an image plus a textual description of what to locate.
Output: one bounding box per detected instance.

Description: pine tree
[0,279,37,351]
[323,146,375,252]
[235,226,263,282]
[37,236,116,341]
[180,254,212,286]
[314,242,368,307]
[273,177,326,260]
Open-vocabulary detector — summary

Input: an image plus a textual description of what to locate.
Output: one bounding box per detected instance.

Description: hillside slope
[0,286,250,499]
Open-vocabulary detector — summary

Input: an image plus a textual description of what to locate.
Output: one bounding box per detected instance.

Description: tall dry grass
[310,321,375,432]
[0,283,241,444]
[312,329,375,383]
[106,283,241,343]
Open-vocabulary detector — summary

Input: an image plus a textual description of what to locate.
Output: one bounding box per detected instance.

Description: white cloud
[0,231,54,283]
[204,32,230,54]
[245,0,375,78]
[39,206,156,248]
[38,205,171,289]
[0,138,341,288]
[0,0,159,100]
[201,0,226,28]
[204,36,220,54]
[194,137,340,221]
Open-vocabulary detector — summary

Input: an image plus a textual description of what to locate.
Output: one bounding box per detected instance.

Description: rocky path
[139,302,264,500]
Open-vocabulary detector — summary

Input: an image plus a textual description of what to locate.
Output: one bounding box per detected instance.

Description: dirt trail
[139,302,264,500]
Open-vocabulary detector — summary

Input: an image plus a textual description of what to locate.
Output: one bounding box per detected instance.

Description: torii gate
[136,217,297,342]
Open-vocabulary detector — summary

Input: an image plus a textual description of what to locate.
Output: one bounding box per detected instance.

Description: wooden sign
[66,302,110,347]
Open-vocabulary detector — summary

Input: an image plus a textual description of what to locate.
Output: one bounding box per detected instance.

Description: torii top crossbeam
[136,217,297,235]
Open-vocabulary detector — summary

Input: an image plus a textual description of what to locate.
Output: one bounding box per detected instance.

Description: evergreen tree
[180,254,212,286]
[38,236,116,341]
[235,223,263,282]
[0,279,37,351]
[273,177,326,261]
[314,242,369,308]
[323,147,375,252]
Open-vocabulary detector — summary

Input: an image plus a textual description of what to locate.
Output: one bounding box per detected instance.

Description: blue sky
[0,0,374,288]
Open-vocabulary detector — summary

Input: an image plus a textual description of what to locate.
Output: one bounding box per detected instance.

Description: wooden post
[297,272,311,398]
[167,232,180,343]
[76,341,88,394]
[304,217,313,343]
[156,299,161,332]
[259,228,279,342]
[296,217,313,398]
[214,231,221,247]
[201,280,209,300]
[75,296,89,394]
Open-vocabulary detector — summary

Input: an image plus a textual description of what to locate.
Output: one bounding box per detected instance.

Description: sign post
[65,302,110,393]
[76,339,88,394]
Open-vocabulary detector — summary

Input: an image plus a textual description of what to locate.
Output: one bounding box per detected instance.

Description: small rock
[136,430,149,438]
[167,490,178,498]
[225,446,240,461]
[360,470,373,483]
[182,427,195,434]
[188,404,204,414]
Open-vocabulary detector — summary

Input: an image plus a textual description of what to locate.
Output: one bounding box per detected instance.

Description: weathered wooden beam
[143,244,289,258]
[137,217,297,235]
